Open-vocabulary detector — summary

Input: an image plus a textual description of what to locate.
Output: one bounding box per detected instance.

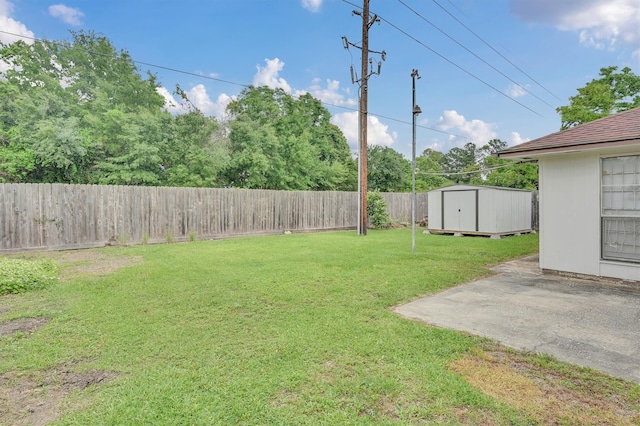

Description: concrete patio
[394,255,640,383]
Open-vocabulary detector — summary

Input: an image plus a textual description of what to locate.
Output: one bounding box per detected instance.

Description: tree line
[1,31,638,192]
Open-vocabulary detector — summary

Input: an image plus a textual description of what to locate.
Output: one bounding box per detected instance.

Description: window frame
[600,155,640,264]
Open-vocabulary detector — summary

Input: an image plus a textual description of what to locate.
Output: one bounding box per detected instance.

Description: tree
[158,103,228,188]
[482,161,538,190]
[415,148,451,191]
[557,66,640,130]
[225,86,354,190]
[367,145,410,192]
[441,142,479,183]
[470,139,538,190]
[0,31,233,187]
[0,31,170,184]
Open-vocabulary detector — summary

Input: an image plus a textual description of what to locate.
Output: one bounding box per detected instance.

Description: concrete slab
[394,255,640,384]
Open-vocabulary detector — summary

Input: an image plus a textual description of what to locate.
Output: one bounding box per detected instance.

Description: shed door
[442,190,477,231]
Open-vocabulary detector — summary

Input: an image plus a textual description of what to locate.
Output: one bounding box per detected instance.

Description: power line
[0,30,247,89]
[445,0,468,19]
[417,160,536,176]
[430,0,561,101]
[397,0,555,109]
[0,29,474,144]
[343,0,544,117]
[326,101,474,141]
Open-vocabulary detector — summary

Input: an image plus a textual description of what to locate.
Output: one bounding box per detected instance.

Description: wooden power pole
[358,0,370,236]
[343,0,384,235]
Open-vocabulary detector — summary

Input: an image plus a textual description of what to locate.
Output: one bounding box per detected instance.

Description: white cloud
[330,111,396,152]
[510,0,639,50]
[368,116,397,147]
[48,4,84,26]
[157,87,188,115]
[507,83,529,98]
[331,112,358,149]
[0,0,34,74]
[435,110,497,150]
[307,78,357,107]
[0,0,35,45]
[301,0,322,12]
[157,85,235,120]
[252,58,292,93]
[508,131,530,146]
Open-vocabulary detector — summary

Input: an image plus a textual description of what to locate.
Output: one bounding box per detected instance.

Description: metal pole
[356,86,361,235]
[411,69,420,253]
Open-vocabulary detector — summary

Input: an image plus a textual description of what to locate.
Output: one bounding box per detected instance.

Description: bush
[367,192,392,229]
[0,257,58,296]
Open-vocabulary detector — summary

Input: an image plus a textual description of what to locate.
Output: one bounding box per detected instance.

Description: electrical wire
[343,0,544,117]
[397,0,555,109]
[1,29,477,143]
[0,30,248,88]
[430,0,561,101]
[324,100,473,140]
[417,160,537,176]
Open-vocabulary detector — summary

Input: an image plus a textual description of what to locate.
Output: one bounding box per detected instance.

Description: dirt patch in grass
[451,344,640,425]
[8,249,144,282]
[0,317,50,336]
[0,362,120,426]
[56,250,144,281]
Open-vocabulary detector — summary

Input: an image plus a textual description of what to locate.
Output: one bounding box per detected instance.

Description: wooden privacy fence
[0,183,428,251]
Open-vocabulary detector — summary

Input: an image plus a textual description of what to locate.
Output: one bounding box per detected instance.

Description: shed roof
[498,107,640,158]
[428,184,531,193]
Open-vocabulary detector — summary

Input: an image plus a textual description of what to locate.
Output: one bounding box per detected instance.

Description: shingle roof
[498,107,640,158]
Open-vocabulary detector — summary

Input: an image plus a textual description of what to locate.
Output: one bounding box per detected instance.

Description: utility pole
[358,0,371,236]
[342,0,385,236]
[411,69,422,253]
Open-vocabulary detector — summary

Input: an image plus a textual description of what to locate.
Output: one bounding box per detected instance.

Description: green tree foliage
[0,32,356,190]
[471,139,538,190]
[225,86,354,190]
[415,148,452,191]
[366,191,392,229]
[367,145,410,192]
[0,31,223,186]
[441,142,479,184]
[557,66,640,130]
[481,161,538,190]
[419,140,537,190]
[159,98,229,188]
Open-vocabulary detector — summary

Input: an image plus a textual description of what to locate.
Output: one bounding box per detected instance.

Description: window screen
[601,156,640,262]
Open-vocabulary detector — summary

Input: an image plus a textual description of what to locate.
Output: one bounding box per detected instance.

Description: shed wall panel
[428,185,532,234]
[427,191,442,229]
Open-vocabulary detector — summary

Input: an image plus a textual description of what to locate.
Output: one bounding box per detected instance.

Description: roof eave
[497,137,640,159]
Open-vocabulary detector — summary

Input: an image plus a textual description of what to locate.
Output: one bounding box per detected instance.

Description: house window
[601,155,640,263]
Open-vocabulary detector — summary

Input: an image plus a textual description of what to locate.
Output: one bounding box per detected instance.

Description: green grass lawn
[1,229,639,425]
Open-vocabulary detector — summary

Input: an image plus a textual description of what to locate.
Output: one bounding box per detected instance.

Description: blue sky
[1,0,639,159]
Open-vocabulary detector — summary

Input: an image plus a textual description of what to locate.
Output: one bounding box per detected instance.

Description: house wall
[539,153,600,275]
[538,147,640,281]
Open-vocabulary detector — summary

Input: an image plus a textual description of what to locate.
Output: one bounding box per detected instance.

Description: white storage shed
[427,185,533,237]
